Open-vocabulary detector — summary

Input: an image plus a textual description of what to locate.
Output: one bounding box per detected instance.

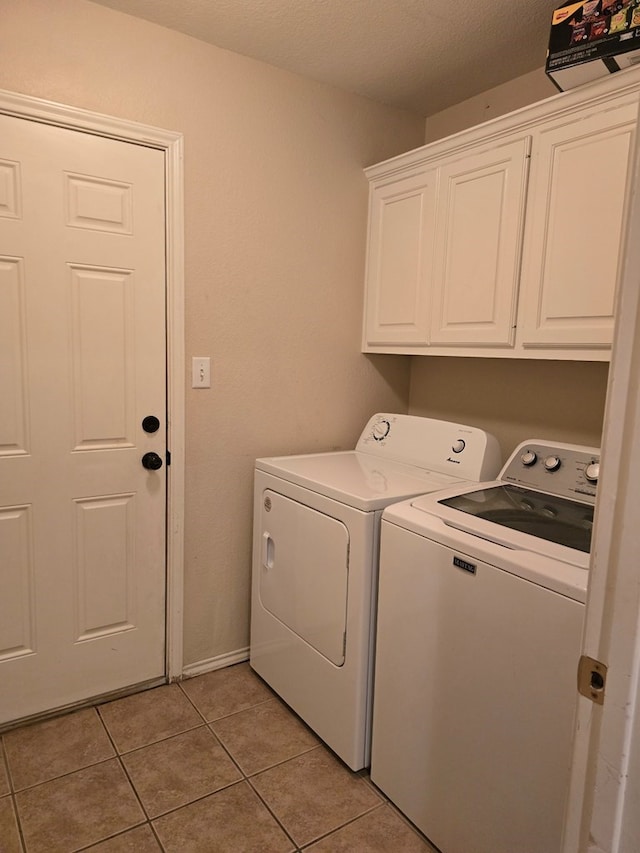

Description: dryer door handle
[262,532,275,570]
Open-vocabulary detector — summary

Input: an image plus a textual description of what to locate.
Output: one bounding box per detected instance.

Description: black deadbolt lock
[142,415,160,433]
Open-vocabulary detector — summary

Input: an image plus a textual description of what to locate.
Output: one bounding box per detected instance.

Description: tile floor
[0,663,438,852]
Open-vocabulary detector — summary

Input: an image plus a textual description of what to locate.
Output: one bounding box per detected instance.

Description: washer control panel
[501,440,600,503]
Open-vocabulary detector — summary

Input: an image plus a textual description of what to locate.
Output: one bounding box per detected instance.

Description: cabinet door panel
[429,137,531,346]
[520,102,636,349]
[363,169,437,346]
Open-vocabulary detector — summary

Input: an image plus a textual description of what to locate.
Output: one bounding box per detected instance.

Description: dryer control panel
[501,440,600,503]
[356,413,502,482]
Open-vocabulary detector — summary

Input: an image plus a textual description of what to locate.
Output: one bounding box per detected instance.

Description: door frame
[561,101,640,850]
[0,88,185,682]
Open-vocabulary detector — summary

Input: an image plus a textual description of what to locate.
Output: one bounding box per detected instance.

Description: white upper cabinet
[518,101,636,351]
[364,166,437,346]
[362,68,640,361]
[429,137,530,347]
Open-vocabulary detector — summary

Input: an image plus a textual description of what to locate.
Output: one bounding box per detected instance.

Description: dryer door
[259,490,349,666]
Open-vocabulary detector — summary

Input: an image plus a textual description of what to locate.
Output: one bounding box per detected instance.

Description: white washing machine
[249,413,501,770]
[371,439,600,853]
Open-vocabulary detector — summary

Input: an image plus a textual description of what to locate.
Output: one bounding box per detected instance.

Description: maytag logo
[453,556,476,575]
[446,457,461,464]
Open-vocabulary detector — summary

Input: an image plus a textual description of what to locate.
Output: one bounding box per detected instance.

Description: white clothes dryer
[371,439,600,853]
[249,413,501,770]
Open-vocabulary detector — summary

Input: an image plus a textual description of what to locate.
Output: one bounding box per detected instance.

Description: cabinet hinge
[578,655,607,705]
[166,449,171,466]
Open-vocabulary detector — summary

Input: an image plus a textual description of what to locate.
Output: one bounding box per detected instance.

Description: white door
[0,113,167,725]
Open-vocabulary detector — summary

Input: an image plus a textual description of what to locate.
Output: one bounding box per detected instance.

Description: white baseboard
[179,647,250,680]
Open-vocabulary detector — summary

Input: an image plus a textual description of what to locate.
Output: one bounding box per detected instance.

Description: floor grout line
[1,736,27,853]
[297,799,387,850]
[174,679,211,725]
[72,819,150,853]
[211,727,321,780]
[1,735,17,796]
[244,773,301,852]
[9,755,116,795]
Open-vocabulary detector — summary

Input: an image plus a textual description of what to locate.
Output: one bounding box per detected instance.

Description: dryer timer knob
[372,420,391,441]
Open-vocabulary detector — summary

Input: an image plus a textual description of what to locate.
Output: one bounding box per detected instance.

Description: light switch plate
[192,356,211,388]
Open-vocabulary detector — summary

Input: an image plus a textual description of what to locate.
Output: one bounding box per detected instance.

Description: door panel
[0,114,167,724]
[520,102,636,348]
[429,137,530,346]
[364,167,437,346]
[70,265,136,448]
[74,493,136,640]
[259,490,349,666]
[0,256,28,456]
[0,504,34,659]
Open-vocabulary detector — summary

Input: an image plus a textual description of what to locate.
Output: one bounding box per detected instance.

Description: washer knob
[521,450,537,467]
[372,420,391,441]
[544,455,562,472]
[452,439,466,454]
[585,461,600,483]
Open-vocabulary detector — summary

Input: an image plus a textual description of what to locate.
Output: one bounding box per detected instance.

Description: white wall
[410,357,608,463]
[0,0,425,667]
[424,68,558,143]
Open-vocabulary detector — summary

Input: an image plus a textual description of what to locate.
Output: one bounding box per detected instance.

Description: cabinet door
[519,101,637,350]
[429,137,531,347]
[363,167,437,346]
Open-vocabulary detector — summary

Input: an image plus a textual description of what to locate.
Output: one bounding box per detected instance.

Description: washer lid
[404,481,591,570]
[437,484,593,553]
[255,450,464,511]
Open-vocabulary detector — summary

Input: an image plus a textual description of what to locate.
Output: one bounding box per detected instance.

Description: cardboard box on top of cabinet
[546,0,640,90]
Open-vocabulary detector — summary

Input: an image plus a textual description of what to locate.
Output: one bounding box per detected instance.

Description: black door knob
[142,452,163,470]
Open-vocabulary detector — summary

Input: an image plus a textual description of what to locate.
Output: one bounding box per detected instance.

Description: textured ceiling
[88,0,560,115]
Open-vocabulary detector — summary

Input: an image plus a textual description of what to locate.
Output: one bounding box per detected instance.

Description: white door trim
[561,98,640,851]
[0,88,185,681]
